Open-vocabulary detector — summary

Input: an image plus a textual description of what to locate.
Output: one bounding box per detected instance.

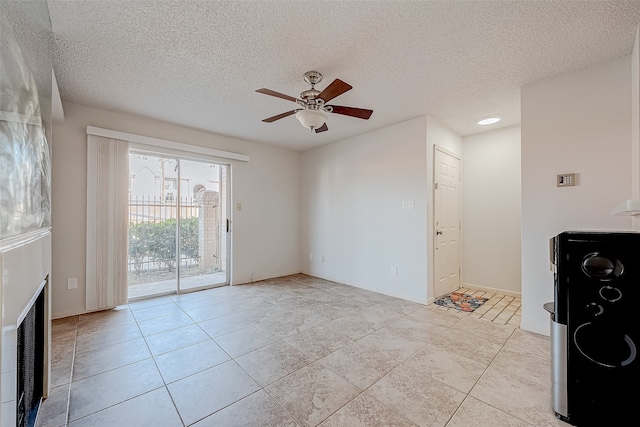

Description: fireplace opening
[16,285,46,427]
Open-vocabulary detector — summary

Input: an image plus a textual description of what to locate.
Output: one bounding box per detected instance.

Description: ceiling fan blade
[314,123,329,133]
[262,110,298,123]
[256,88,298,103]
[329,105,373,120]
[317,79,352,103]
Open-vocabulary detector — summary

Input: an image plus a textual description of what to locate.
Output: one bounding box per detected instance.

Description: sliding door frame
[127,147,232,298]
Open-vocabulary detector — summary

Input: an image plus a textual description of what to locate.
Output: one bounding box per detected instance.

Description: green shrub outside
[129,217,199,273]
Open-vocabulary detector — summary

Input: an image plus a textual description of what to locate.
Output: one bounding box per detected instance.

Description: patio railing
[128,196,200,276]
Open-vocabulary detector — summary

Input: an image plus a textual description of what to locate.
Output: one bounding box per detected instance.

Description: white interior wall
[632,26,639,231]
[425,117,463,302]
[51,102,301,318]
[521,56,633,336]
[300,117,429,302]
[461,125,522,295]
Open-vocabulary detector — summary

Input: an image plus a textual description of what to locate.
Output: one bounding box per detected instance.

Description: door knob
[436,230,443,235]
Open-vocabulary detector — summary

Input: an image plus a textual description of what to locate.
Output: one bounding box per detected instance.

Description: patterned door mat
[434,291,488,312]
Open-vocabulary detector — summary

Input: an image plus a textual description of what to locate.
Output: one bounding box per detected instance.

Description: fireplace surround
[0,231,52,426]
[16,280,46,427]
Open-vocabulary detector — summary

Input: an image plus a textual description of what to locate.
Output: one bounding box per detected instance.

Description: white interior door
[434,147,461,297]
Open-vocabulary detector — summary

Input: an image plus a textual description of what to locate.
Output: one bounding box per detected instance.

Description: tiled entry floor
[438,287,522,327]
[38,274,564,427]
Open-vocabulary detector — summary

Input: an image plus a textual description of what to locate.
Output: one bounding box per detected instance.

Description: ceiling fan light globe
[296,109,327,130]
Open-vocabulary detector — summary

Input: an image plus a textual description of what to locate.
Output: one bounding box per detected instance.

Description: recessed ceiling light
[477,116,501,126]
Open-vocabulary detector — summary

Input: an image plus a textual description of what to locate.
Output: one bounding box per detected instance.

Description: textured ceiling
[47,1,640,151]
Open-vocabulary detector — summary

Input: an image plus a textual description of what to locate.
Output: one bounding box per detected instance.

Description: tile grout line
[135,304,188,427]
[63,317,79,427]
[441,326,521,427]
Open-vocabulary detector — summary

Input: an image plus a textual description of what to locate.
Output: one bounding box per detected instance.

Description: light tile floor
[37,274,565,427]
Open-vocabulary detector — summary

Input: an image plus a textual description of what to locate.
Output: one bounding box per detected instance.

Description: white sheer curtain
[86,135,129,310]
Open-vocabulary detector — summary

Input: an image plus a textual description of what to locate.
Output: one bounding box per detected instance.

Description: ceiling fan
[256,71,373,133]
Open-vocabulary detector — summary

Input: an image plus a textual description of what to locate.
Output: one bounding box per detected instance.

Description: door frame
[432,145,462,299]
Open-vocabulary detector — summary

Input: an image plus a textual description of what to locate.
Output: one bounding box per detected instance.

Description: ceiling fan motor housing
[300,89,321,102]
[303,71,323,87]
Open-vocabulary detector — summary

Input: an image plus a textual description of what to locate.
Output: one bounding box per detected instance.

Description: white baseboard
[461,282,521,298]
[232,270,302,286]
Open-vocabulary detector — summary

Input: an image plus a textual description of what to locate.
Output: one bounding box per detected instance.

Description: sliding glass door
[177,159,228,292]
[127,152,229,300]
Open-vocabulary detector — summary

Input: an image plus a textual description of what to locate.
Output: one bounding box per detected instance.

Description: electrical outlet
[321,255,325,263]
[391,266,397,276]
[236,202,242,211]
[402,200,415,209]
[67,278,78,290]
[309,253,313,261]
